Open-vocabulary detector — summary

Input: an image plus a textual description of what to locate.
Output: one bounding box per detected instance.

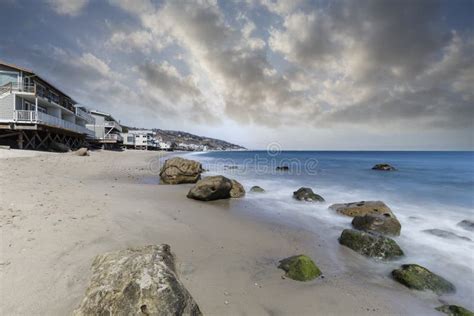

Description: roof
[90,109,120,123]
[0,60,77,104]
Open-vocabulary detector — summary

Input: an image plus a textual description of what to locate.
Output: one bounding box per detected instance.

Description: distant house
[86,110,123,149]
[0,61,95,149]
[121,130,157,150]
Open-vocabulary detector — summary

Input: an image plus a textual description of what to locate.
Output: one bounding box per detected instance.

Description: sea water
[185,150,474,307]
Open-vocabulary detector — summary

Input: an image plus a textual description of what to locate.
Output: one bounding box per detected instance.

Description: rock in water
[74,147,89,156]
[278,255,321,281]
[230,179,245,198]
[422,229,471,241]
[391,264,455,294]
[339,229,404,260]
[352,214,401,236]
[436,305,474,316]
[329,201,395,218]
[73,244,202,316]
[457,220,474,232]
[159,157,203,184]
[293,187,325,202]
[372,163,396,171]
[49,141,70,152]
[187,176,233,201]
[250,186,265,193]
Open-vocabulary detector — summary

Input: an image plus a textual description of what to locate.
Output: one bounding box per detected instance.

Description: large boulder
[339,229,404,260]
[457,220,474,232]
[372,163,397,171]
[436,305,474,316]
[330,201,395,218]
[278,255,321,281]
[422,229,471,241]
[49,141,70,153]
[74,147,89,156]
[187,176,245,201]
[293,187,325,202]
[250,186,265,193]
[159,157,203,184]
[391,264,455,294]
[73,244,202,316]
[352,214,401,236]
[230,179,245,198]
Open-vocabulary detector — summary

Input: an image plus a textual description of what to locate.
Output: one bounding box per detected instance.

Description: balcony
[104,120,122,132]
[0,82,35,95]
[13,110,94,137]
[103,133,123,142]
[75,107,95,124]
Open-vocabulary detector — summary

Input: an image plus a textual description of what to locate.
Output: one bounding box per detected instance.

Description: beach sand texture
[0,150,438,315]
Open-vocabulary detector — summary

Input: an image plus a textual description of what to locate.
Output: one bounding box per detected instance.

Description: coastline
[0,150,442,315]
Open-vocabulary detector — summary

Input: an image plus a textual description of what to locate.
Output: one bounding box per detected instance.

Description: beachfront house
[121,130,158,150]
[85,110,123,149]
[0,61,95,149]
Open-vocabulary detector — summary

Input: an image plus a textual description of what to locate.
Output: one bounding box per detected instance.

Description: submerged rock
[436,305,474,316]
[330,201,395,218]
[352,214,401,236]
[276,166,289,171]
[230,179,246,198]
[73,244,202,316]
[457,220,474,232]
[391,264,455,294]
[422,229,471,241]
[372,163,397,171]
[293,187,325,202]
[278,255,321,281]
[74,147,89,156]
[250,186,265,193]
[160,157,203,184]
[339,229,404,260]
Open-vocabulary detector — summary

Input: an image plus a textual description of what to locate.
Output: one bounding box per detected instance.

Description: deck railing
[0,82,35,94]
[104,133,123,141]
[104,120,122,132]
[75,107,95,124]
[13,110,94,136]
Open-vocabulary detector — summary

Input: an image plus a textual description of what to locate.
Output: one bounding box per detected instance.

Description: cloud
[45,0,89,16]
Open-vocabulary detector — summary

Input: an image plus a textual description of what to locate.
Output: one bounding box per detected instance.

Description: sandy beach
[0,149,443,315]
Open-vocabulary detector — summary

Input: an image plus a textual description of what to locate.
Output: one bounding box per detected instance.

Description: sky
[0,0,473,150]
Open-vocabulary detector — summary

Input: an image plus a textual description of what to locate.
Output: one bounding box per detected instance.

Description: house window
[127,136,134,143]
[0,71,18,86]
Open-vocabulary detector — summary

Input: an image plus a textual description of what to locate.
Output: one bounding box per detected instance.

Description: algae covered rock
[230,179,246,198]
[391,264,455,294]
[330,201,395,218]
[352,214,401,236]
[457,220,474,232]
[293,187,325,202]
[339,229,404,260]
[278,255,321,281]
[73,244,202,316]
[372,163,397,171]
[187,176,233,201]
[250,186,265,193]
[436,305,474,316]
[160,157,203,184]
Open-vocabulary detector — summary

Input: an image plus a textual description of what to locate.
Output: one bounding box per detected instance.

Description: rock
[457,220,474,232]
[73,244,202,316]
[422,229,471,241]
[278,255,321,281]
[276,166,289,171]
[49,141,70,153]
[230,179,245,198]
[74,147,89,156]
[187,176,233,201]
[250,186,265,193]
[352,214,401,236]
[339,229,404,260]
[372,163,397,171]
[293,187,325,202]
[436,305,474,316]
[391,264,455,294]
[224,165,238,169]
[329,201,395,218]
[159,157,203,184]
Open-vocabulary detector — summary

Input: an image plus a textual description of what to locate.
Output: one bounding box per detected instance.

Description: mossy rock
[250,186,265,193]
[293,187,325,202]
[436,305,474,316]
[339,229,404,260]
[392,264,455,294]
[278,255,321,281]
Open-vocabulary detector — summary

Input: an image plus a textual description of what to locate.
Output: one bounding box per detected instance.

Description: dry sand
[0,149,441,315]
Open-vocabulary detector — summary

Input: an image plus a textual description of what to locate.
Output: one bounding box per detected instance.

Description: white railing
[104,120,122,132]
[75,107,95,124]
[104,133,123,142]
[13,110,94,136]
[0,82,35,94]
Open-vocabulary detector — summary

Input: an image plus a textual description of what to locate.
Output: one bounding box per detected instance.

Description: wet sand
[0,149,442,315]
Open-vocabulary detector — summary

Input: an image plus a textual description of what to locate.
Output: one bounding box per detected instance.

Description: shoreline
[0,150,444,315]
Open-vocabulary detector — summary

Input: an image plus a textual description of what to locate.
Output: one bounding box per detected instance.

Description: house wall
[0,94,14,120]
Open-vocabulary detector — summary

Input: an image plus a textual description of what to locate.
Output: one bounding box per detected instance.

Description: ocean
[185,150,474,307]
